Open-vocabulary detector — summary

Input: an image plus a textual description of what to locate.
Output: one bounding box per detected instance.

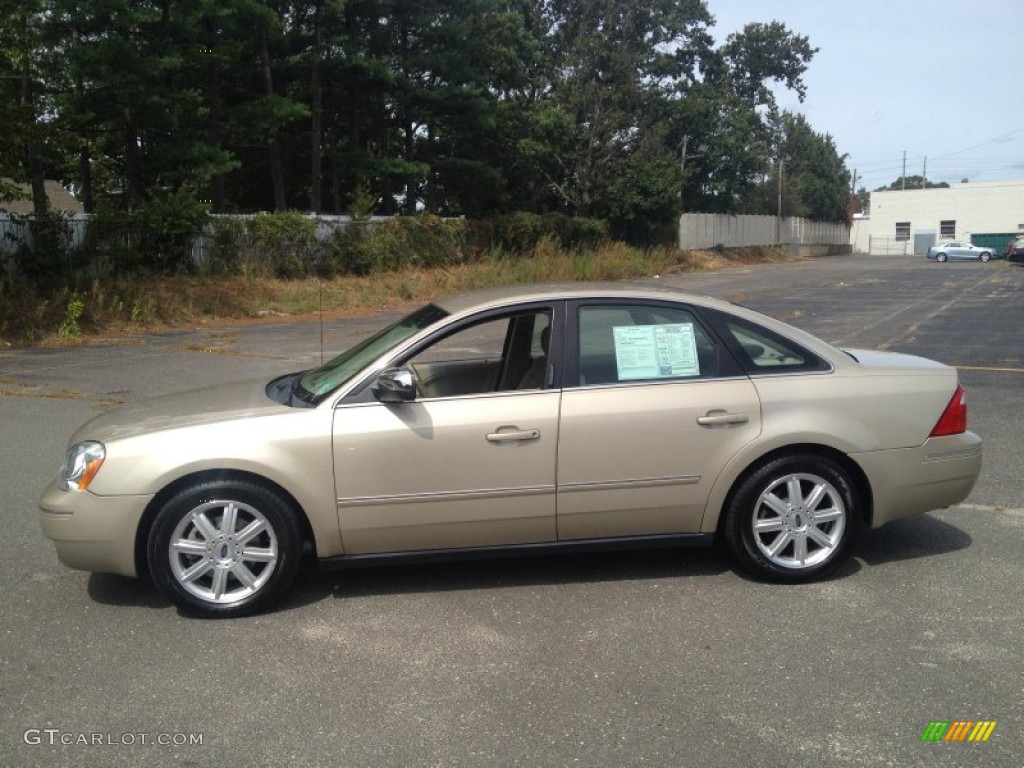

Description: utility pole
[679,135,689,207]
[922,157,927,188]
[901,151,906,190]
[776,159,784,245]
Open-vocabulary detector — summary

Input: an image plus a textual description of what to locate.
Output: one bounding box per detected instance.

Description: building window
[895,222,910,241]
[940,220,956,238]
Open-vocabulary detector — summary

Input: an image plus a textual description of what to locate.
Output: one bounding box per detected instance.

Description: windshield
[296,304,448,401]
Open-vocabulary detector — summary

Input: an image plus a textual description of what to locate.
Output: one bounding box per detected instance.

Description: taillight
[929,383,967,437]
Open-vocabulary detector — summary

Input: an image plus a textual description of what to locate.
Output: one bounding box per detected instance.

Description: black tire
[936,253,948,262]
[723,454,860,582]
[147,479,302,617]
[980,252,991,262]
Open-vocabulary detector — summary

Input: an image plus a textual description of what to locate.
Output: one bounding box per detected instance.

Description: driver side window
[403,310,551,398]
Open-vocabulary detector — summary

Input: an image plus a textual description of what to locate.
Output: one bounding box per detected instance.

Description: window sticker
[613,323,699,380]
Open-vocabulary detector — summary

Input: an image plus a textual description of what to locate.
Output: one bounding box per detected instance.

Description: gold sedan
[40,285,982,617]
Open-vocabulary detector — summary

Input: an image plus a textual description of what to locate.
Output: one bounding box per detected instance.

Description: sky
[706,0,1024,191]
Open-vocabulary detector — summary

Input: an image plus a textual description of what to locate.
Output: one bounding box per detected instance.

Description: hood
[71,378,291,444]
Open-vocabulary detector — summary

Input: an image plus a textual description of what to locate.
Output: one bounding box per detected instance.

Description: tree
[717,21,817,107]
[539,0,715,217]
[775,112,850,221]
[854,186,870,214]
[603,125,683,243]
[4,0,854,245]
[668,84,774,215]
[875,175,949,192]
[1,0,50,213]
[671,20,820,218]
[726,112,851,222]
[40,0,244,211]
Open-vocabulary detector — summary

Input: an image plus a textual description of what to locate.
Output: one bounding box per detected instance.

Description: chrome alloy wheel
[750,473,847,570]
[168,500,279,605]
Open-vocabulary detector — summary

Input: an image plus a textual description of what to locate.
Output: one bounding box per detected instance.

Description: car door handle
[485,427,541,443]
[697,411,749,427]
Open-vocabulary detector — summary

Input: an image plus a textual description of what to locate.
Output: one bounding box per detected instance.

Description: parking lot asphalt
[2,254,1022,767]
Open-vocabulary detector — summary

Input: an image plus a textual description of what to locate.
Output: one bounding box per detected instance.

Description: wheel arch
[134,469,318,579]
[710,443,874,536]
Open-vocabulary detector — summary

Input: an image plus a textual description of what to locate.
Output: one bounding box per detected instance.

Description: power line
[931,123,1024,160]
[853,124,1024,177]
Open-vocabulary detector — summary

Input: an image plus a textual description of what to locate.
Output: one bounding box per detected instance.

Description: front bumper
[39,481,153,577]
[852,431,982,527]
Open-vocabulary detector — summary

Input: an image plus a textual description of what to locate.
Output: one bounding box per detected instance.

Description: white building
[851,180,1024,255]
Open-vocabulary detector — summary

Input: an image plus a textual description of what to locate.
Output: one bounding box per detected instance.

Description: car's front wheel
[723,454,860,582]
[936,253,948,262]
[147,479,302,617]
[980,252,991,262]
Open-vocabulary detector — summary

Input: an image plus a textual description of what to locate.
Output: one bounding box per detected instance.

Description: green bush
[328,223,372,276]
[402,215,466,269]
[79,206,139,275]
[203,216,247,275]
[493,212,608,253]
[201,212,326,278]
[247,211,319,278]
[16,208,473,284]
[558,215,609,250]
[58,291,85,338]
[349,184,378,220]
[493,212,545,252]
[134,190,210,273]
[4,213,77,284]
[330,215,467,275]
[81,192,209,275]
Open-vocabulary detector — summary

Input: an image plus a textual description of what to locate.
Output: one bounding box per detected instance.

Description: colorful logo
[921,721,997,742]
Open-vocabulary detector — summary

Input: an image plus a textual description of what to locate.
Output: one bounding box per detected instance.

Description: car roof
[432,282,740,315]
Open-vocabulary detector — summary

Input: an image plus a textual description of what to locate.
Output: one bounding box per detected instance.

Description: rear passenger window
[726,323,805,368]
[577,305,720,385]
[720,319,828,374]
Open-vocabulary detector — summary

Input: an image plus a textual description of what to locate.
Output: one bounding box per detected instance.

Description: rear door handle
[486,427,541,443]
[697,411,749,427]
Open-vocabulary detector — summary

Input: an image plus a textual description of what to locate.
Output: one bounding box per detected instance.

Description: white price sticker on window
[612,323,699,380]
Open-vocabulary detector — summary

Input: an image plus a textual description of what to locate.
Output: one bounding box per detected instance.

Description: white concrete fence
[678,213,850,251]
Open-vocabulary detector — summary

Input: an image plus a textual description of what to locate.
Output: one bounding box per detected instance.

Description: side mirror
[374,367,418,403]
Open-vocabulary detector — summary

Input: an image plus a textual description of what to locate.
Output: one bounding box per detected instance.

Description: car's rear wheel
[724,454,859,582]
[980,252,991,262]
[936,253,948,262]
[147,479,302,617]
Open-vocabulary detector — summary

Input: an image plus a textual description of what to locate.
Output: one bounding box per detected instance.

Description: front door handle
[486,427,541,443]
[697,411,749,427]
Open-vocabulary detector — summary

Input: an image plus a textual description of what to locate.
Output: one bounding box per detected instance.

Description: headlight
[57,441,106,492]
